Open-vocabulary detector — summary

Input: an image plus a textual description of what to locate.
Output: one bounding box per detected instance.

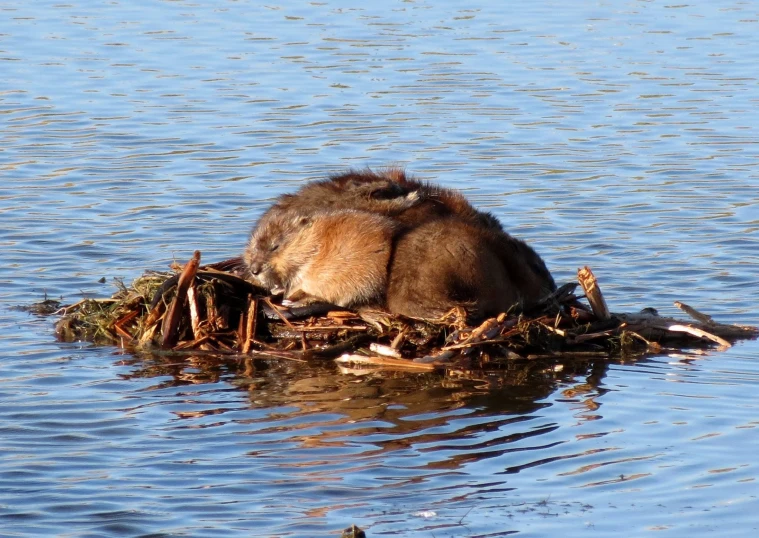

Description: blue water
[1,1,758,536]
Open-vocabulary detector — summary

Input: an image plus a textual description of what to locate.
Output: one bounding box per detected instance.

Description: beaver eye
[269,243,279,253]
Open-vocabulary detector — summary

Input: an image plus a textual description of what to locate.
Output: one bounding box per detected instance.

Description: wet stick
[161,251,201,350]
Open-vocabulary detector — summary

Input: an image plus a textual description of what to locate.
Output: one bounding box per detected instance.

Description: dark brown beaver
[386,217,553,320]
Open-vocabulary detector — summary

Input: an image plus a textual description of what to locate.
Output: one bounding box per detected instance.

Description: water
[1,1,758,536]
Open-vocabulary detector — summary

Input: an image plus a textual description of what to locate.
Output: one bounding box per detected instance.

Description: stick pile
[52,251,758,372]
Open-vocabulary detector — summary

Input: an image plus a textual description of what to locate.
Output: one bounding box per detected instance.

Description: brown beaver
[245,213,552,321]
[244,169,556,319]
[386,216,552,319]
[265,167,503,231]
[244,208,397,308]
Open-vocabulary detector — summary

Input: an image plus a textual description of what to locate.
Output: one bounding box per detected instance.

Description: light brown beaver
[244,208,397,308]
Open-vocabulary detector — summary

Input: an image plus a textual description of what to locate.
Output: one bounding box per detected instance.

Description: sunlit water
[1,1,758,536]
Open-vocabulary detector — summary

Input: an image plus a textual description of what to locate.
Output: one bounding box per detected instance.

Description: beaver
[264,167,504,231]
[244,169,556,319]
[244,208,397,308]
[245,209,553,321]
[386,216,553,320]
[254,169,555,293]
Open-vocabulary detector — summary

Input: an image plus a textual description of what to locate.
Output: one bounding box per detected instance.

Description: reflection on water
[2,0,758,536]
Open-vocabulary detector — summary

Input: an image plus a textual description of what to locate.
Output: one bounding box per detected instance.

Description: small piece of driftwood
[674,301,714,325]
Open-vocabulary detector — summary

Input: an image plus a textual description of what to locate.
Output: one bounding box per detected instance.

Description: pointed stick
[577,266,611,320]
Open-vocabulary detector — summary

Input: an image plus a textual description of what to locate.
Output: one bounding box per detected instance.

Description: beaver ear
[276,194,295,205]
[293,215,312,227]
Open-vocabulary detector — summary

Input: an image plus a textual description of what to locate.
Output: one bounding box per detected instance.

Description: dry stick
[301,332,308,351]
[578,266,611,321]
[115,310,139,328]
[242,296,258,354]
[538,322,566,337]
[294,325,368,332]
[187,285,201,339]
[570,330,614,344]
[625,331,662,352]
[618,313,756,340]
[112,311,139,344]
[299,333,375,360]
[369,342,403,358]
[144,300,167,329]
[391,328,407,349]
[206,290,219,331]
[668,324,731,348]
[113,323,134,341]
[263,297,296,329]
[161,251,201,350]
[54,298,117,316]
[174,334,211,351]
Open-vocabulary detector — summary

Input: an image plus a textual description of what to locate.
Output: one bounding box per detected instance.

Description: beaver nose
[249,262,262,276]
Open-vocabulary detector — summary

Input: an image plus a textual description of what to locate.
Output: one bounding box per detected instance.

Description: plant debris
[51,251,758,372]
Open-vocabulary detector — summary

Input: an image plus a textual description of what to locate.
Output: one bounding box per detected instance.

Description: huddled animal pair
[243,169,555,321]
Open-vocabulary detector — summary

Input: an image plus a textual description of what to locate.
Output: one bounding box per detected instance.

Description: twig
[263,297,295,329]
[674,301,714,325]
[296,325,368,332]
[369,342,402,358]
[242,296,257,354]
[161,251,201,350]
[570,329,613,343]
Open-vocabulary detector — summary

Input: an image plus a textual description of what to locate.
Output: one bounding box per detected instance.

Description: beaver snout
[248,261,262,276]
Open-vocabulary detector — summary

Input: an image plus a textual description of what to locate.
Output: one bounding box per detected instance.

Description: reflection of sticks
[578,266,610,320]
[335,353,438,371]
[161,251,200,350]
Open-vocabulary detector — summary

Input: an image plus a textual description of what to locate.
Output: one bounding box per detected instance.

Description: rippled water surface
[2,1,758,536]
